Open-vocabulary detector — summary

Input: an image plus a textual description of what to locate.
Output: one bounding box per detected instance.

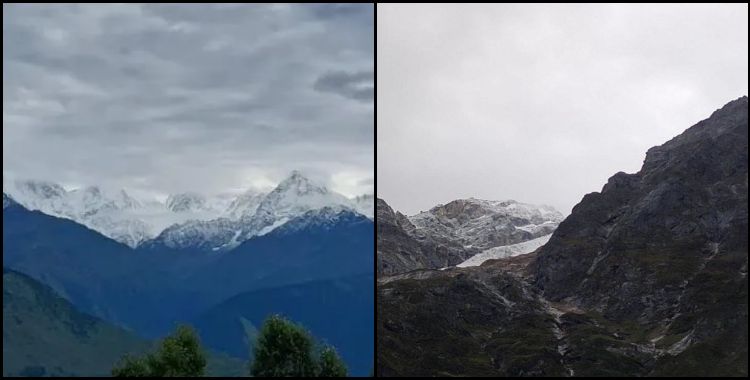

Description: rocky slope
[530,95,748,376]
[377,197,563,276]
[378,96,748,376]
[377,198,473,275]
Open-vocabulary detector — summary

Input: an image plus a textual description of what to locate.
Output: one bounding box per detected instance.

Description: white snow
[456,234,552,268]
[4,171,373,250]
[255,217,290,237]
[408,198,563,253]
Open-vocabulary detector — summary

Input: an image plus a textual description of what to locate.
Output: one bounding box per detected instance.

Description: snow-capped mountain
[408,198,564,252]
[2,179,224,247]
[165,193,210,213]
[3,171,372,250]
[224,189,266,220]
[153,171,363,251]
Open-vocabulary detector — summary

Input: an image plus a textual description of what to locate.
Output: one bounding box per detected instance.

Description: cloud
[314,70,374,102]
[3,4,374,198]
[377,3,748,215]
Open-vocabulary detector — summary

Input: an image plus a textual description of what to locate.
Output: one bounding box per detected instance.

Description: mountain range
[3,170,373,248]
[3,171,374,376]
[377,96,748,376]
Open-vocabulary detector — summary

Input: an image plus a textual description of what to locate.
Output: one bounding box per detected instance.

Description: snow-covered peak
[275,170,330,197]
[11,179,66,201]
[152,172,364,251]
[254,171,352,220]
[116,189,141,210]
[408,198,564,252]
[166,192,209,213]
[225,189,266,220]
[4,171,373,251]
[429,198,565,224]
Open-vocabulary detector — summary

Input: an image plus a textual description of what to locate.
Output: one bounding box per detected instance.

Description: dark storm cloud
[3,3,374,197]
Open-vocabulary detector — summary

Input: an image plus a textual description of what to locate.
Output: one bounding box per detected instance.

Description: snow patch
[457,234,552,268]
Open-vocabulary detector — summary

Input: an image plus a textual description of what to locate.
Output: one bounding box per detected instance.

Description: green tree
[112,325,206,377]
[318,346,347,377]
[250,315,318,377]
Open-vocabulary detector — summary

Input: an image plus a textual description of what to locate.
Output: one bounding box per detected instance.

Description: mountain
[531,95,748,375]
[152,171,362,252]
[377,96,748,376]
[376,197,562,276]
[409,198,563,251]
[194,274,374,377]
[2,180,223,247]
[1,196,197,336]
[3,267,247,377]
[3,171,372,250]
[4,192,373,339]
[3,268,148,376]
[224,189,267,219]
[165,192,210,212]
[377,198,463,275]
[185,208,374,302]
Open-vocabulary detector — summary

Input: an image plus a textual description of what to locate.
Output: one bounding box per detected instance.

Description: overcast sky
[378,3,748,215]
[3,4,373,199]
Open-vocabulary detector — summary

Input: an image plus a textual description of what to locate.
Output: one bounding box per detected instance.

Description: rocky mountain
[377,198,467,275]
[410,198,563,251]
[530,95,748,375]
[376,197,562,276]
[378,96,748,377]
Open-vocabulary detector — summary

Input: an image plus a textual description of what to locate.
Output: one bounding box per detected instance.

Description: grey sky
[377,3,748,215]
[3,4,373,198]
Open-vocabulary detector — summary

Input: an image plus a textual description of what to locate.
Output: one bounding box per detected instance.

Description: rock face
[377,198,474,275]
[532,96,747,362]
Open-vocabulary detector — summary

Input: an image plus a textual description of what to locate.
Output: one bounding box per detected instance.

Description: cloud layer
[3,4,374,198]
[377,3,748,215]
